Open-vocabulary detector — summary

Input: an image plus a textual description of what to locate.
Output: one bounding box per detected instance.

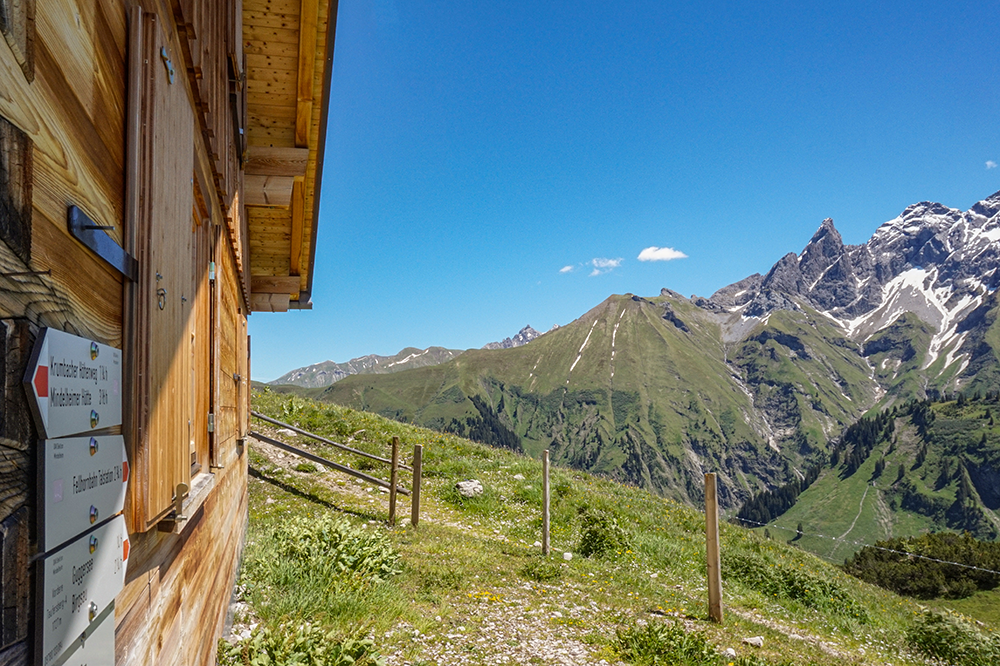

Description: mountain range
[311,192,999,512]
[271,326,546,388]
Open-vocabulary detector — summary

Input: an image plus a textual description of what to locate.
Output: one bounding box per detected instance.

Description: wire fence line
[731,515,1000,577]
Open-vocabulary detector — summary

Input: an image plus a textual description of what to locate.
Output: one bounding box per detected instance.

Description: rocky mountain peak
[483,325,543,350]
[969,189,1000,221]
[700,190,1000,355]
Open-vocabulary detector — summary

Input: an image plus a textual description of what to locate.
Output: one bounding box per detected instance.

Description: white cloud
[638,246,688,262]
[559,265,574,273]
[987,160,998,170]
[589,257,622,276]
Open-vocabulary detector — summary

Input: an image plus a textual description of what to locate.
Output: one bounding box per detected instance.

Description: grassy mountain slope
[743,395,1000,563]
[230,389,1000,666]
[322,293,893,508]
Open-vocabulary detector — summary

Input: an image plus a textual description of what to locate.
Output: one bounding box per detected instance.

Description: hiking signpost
[24,328,129,666]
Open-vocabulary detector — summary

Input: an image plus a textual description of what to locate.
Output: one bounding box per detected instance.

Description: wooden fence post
[542,450,550,556]
[388,437,399,526]
[411,444,422,527]
[705,472,723,623]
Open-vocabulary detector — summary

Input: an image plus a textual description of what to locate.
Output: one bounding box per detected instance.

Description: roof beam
[250,292,291,312]
[251,275,301,295]
[245,146,309,177]
[295,0,319,147]
[290,177,304,275]
[244,175,295,207]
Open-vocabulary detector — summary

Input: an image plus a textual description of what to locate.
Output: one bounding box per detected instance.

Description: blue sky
[250,0,1000,381]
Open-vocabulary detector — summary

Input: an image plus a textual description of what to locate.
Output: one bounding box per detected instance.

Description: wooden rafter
[294,0,319,148]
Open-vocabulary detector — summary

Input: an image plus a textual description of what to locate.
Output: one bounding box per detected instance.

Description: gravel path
[383,584,624,666]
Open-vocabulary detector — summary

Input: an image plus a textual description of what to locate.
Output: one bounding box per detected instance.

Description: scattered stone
[563,552,573,561]
[456,480,484,497]
[265,498,275,505]
[513,474,525,480]
[533,541,542,548]
[277,428,297,437]
[789,633,804,641]
[650,573,658,578]
[743,636,764,648]
[725,648,737,657]
[552,611,562,618]
[379,486,389,493]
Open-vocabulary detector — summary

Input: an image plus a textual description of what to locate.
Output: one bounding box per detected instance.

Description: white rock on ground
[277,428,297,437]
[743,636,764,648]
[456,480,484,497]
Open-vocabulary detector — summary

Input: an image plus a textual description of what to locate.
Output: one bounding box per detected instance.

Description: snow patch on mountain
[704,190,1000,391]
[569,320,598,376]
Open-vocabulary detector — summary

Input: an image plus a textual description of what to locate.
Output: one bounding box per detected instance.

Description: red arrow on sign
[34,365,48,398]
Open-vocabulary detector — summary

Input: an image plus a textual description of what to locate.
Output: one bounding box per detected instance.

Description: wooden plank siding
[0,0,334,663]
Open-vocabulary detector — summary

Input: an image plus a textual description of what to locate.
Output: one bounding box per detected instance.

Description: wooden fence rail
[249,430,410,496]
[251,410,412,470]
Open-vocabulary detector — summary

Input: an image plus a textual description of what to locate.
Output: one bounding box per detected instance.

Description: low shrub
[578,510,629,558]
[614,621,717,665]
[219,621,383,666]
[723,552,868,622]
[270,513,401,583]
[613,621,783,665]
[906,609,1000,666]
[843,531,1000,599]
[520,557,564,583]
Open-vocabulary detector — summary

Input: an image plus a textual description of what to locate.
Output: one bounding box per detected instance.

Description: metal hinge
[209,261,215,282]
[207,413,215,433]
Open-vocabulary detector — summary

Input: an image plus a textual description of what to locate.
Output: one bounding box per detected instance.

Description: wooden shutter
[127,11,196,529]
[214,236,241,456]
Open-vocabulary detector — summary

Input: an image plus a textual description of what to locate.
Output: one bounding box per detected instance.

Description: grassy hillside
[320,294,902,510]
[739,395,1000,567]
[222,388,1000,666]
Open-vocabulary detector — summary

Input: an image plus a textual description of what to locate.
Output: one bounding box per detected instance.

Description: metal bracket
[68,206,138,281]
[160,47,175,84]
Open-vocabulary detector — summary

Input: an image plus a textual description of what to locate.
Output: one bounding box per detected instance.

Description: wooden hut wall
[0,2,253,664]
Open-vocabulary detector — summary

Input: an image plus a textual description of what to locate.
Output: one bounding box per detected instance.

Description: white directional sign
[41,435,129,552]
[39,516,129,666]
[24,328,122,439]
[50,601,115,666]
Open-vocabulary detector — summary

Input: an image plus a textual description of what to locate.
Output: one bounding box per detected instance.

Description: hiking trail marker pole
[388,437,399,525]
[542,450,551,556]
[705,472,724,623]
[411,444,422,527]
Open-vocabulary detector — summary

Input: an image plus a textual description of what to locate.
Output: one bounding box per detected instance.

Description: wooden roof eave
[288,0,337,311]
[244,0,338,314]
